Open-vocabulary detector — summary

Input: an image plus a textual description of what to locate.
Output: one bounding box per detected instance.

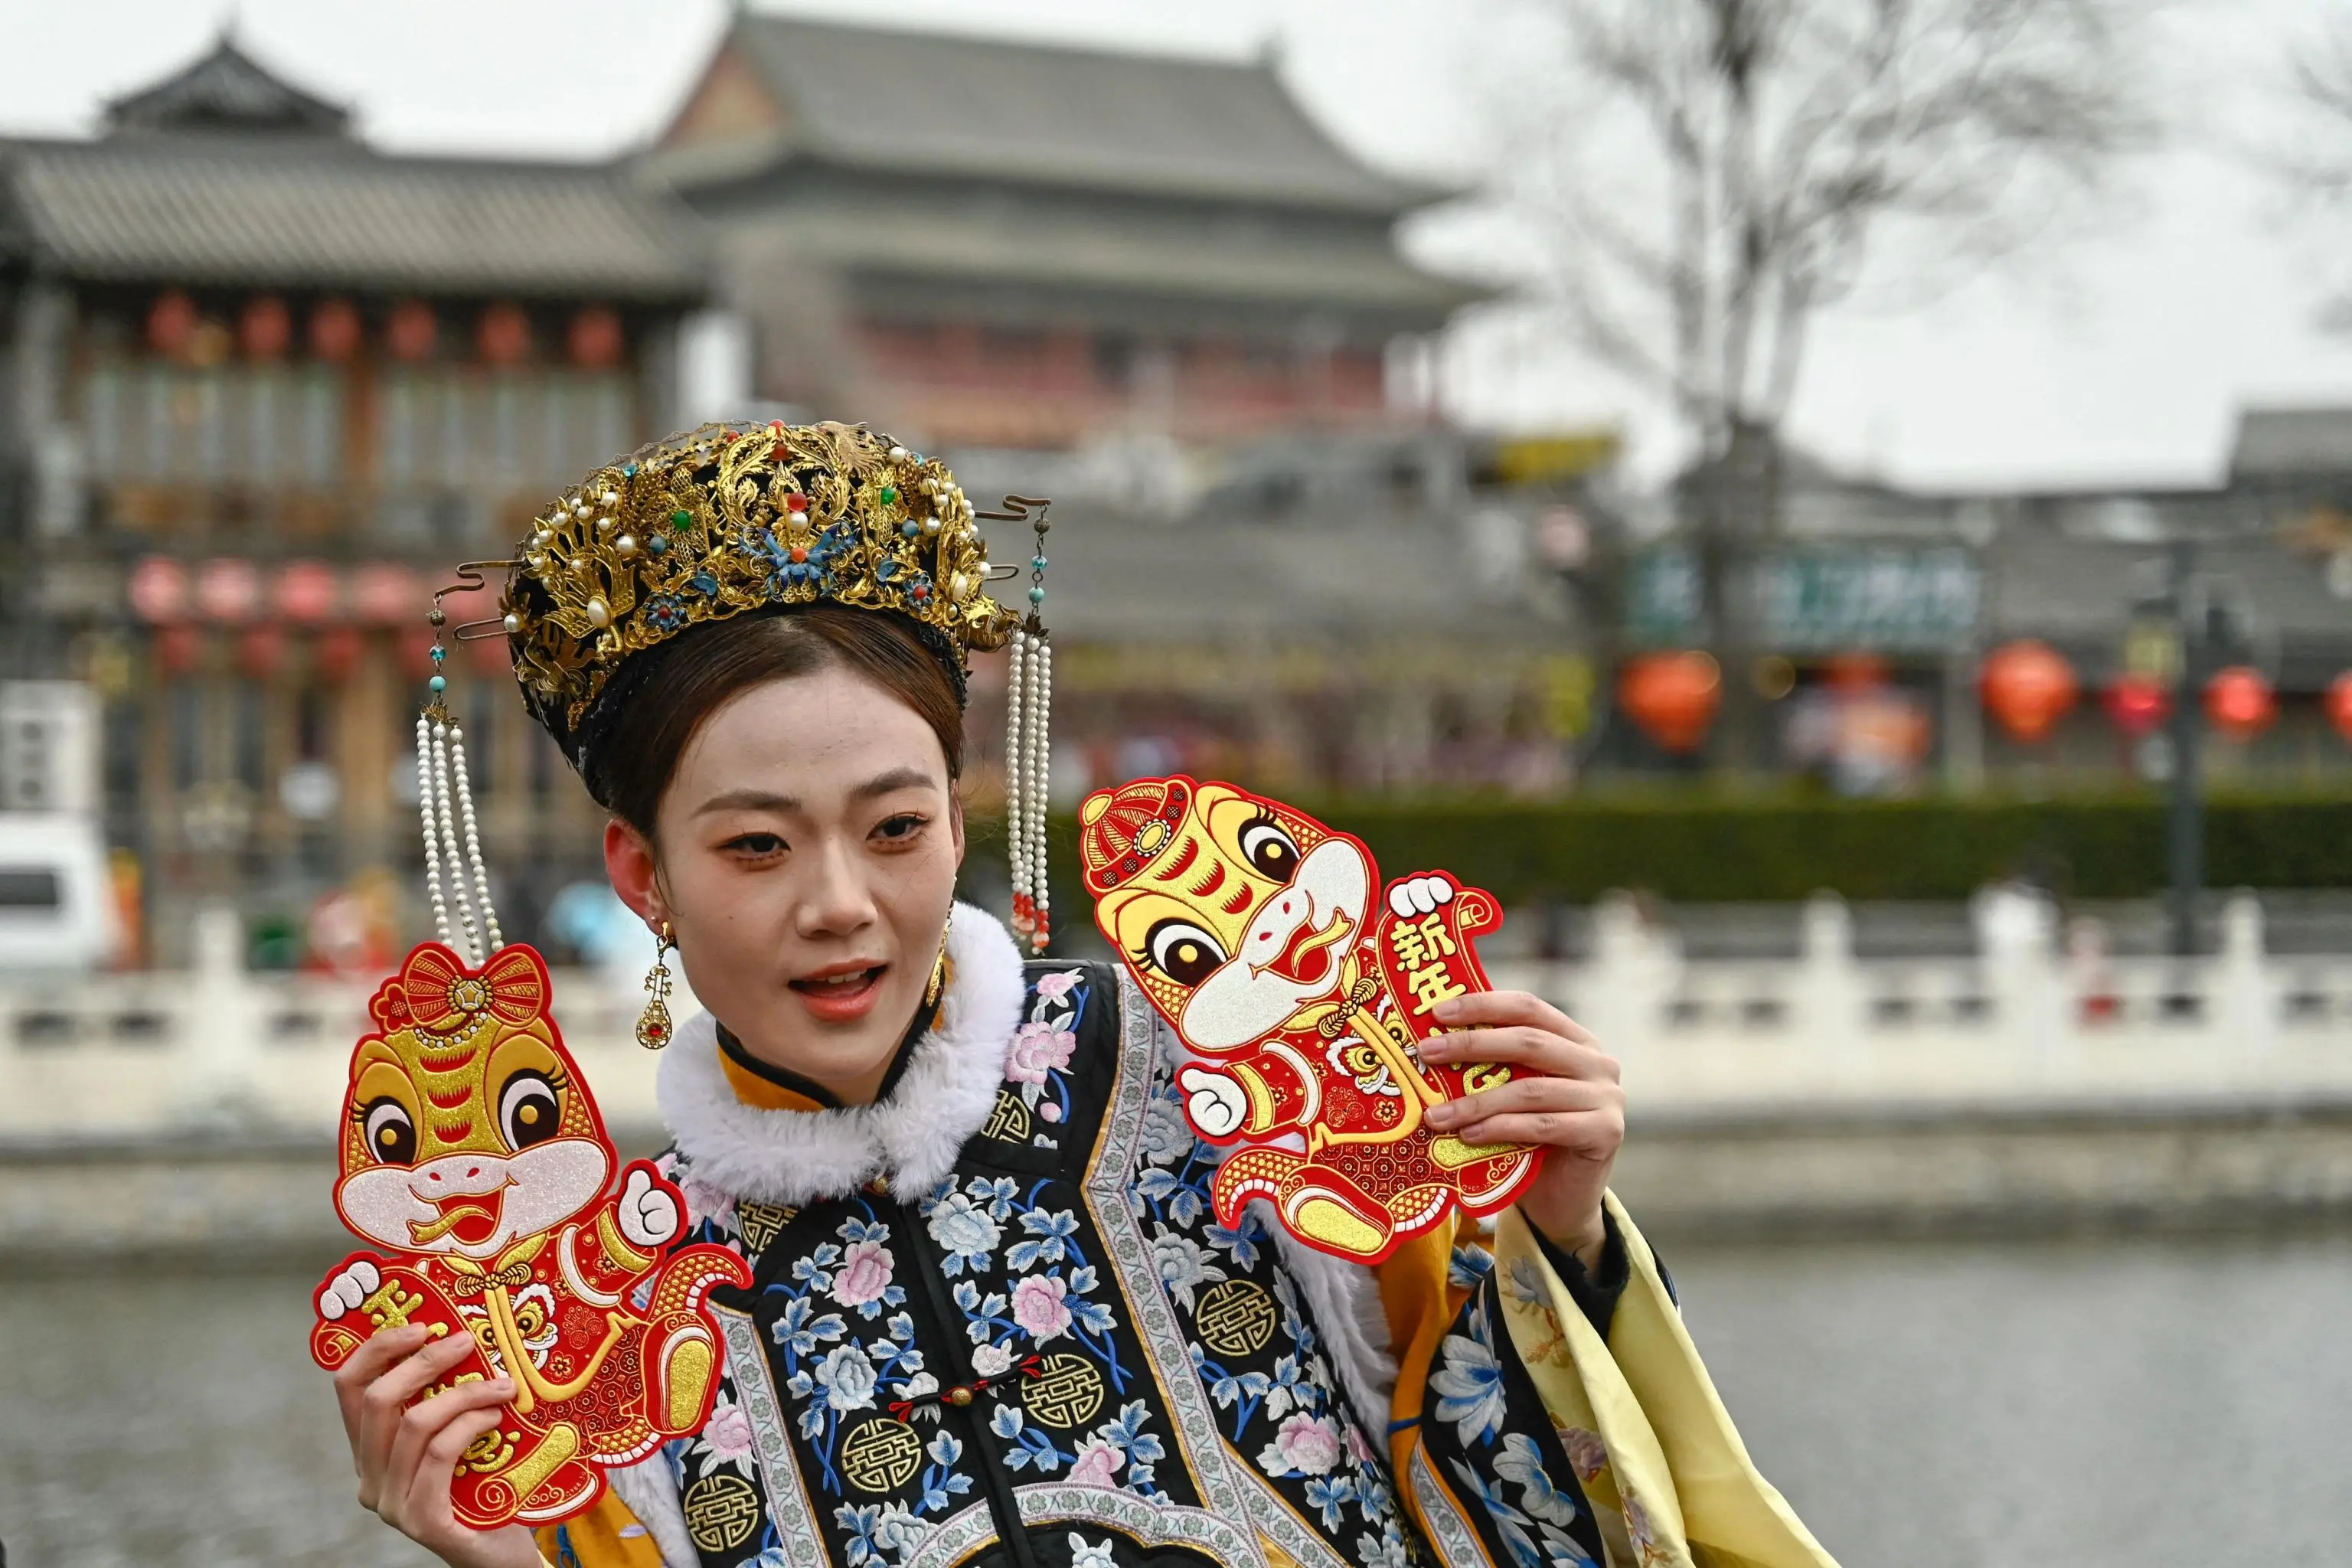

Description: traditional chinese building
[0,39,706,961]
[643,15,1479,452]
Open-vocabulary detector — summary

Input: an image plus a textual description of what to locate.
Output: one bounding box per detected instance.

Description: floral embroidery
[1001,968,1089,1145]
[1067,1534,1117,1568]
[760,1203,929,1494]
[1430,1297,1509,1446]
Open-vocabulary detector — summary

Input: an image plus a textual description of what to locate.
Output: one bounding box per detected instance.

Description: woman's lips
[789,964,888,1024]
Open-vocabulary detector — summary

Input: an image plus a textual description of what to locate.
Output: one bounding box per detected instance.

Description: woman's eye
[726,832,787,856]
[874,814,926,841]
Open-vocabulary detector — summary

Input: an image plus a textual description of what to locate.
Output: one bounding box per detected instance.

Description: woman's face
[603,662,964,1103]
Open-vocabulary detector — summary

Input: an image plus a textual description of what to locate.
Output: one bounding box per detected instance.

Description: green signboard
[1628,547,1980,652]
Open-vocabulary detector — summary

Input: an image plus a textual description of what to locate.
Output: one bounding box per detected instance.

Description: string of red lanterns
[139,292,621,368]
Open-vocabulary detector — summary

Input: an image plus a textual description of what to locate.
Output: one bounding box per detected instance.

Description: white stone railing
[5,894,2350,1147]
[1487,892,2352,1113]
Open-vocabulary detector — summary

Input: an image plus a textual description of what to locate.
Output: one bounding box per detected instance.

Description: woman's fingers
[1452,1104,1625,1157]
[1419,1024,1619,1083]
[1430,988,1593,1044]
[354,1331,480,1508]
[377,1375,515,1530]
[1426,1073,1621,1133]
[332,1323,431,1448]
[383,1398,507,1537]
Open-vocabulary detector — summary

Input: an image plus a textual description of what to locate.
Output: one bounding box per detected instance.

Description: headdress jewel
[472,420,1059,953]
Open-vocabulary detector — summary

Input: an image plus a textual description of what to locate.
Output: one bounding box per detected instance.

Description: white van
[0,813,113,972]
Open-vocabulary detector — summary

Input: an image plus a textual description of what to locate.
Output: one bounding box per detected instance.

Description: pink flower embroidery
[702,1397,753,1462]
[831,1240,895,1308]
[1005,1021,1077,1086]
[1039,1102,1063,1122]
[1561,1426,1608,1481]
[1271,1412,1342,1475]
[1034,969,1083,1001]
[1010,1273,1073,1342]
[680,1177,735,1231]
[1067,1438,1122,1488]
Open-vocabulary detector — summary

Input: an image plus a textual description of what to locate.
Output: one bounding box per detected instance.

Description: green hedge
[969,791,2352,908]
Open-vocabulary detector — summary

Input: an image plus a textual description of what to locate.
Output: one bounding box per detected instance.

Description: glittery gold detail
[504,421,1018,730]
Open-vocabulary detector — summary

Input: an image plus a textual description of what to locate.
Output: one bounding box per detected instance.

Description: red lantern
[569,305,623,369]
[274,560,339,626]
[387,300,438,363]
[1980,639,2077,743]
[235,623,286,681]
[194,559,260,625]
[2104,673,2171,738]
[312,626,364,684]
[309,298,362,363]
[127,557,188,624]
[240,296,291,360]
[351,564,421,627]
[148,291,198,358]
[2327,671,2352,743]
[1618,652,1722,753]
[154,624,204,678]
[2204,665,2275,741]
[479,302,532,366]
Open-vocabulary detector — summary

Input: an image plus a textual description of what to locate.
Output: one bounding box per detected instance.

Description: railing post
[1796,890,1862,1056]
[2218,891,2275,1057]
[185,903,265,1122]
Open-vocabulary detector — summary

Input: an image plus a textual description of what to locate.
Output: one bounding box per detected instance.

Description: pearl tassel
[1005,629,1033,949]
[414,701,504,965]
[1024,640,1052,951]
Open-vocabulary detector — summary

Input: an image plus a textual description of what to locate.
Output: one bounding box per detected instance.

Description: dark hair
[586,607,965,835]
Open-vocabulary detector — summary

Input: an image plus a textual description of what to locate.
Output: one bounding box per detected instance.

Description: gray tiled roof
[0,136,707,299]
[2231,406,2352,479]
[687,16,1448,213]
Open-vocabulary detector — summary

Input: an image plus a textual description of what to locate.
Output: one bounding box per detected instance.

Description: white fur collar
[656,902,1026,1205]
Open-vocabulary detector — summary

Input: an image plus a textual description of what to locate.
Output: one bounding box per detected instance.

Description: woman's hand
[329,1325,542,1568]
[1418,990,1625,1268]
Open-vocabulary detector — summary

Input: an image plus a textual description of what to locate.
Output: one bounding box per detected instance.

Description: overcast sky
[7,0,2352,491]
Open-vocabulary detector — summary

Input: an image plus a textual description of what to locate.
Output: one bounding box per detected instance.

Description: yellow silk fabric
[532,1493,665,1568]
[1485,1195,1836,1568]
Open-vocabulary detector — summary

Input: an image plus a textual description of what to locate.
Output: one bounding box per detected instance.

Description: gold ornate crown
[499,420,1021,735]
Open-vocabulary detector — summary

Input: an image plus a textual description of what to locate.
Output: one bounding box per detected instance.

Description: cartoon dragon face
[1083,776,1371,1051]
[333,943,612,1262]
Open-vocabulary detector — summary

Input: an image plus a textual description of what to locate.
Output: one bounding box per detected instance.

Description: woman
[328,422,1834,1568]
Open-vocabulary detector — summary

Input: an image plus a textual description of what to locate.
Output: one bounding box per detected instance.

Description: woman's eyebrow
[691,787,799,817]
[690,768,938,818]
[851,766,942,802]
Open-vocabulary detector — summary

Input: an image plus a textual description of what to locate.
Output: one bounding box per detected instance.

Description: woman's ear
[603,818,662,926]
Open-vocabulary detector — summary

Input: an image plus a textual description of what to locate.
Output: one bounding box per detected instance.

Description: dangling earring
[923,918,953,1009]
[637,920,675,1050]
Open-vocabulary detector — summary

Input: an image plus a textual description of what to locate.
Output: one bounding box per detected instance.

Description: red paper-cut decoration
[1083,776,1540,1263]
[1981,639,2077,743]
[312,626,365,684]
[154,624,204,677]
[2204,665,2275,741]
[388,301,439,363]
[480,302,533,367]
[236,622,286,681]
[2104,673,2171,737]
[149,291,198,358]
[309,942,749,1530]
[310,298,363,363]
[1618,651,1721,753]
[240,296,292,361]
[569,305,624,370]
